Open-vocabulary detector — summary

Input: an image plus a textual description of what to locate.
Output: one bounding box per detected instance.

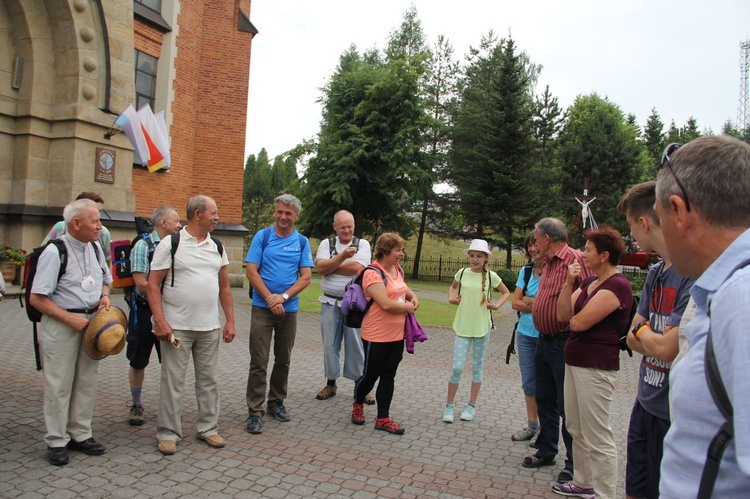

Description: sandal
[522,454,556,468]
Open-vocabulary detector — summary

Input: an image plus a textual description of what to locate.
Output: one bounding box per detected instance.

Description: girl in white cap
[443,239,510,422]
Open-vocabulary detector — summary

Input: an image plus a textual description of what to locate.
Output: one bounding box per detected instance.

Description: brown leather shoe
[316,385,337,400]
[364,393,376,405]
[202,434,225,448]
[157,440,176,455]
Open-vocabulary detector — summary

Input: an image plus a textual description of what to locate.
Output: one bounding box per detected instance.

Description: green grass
[297,280,455,328]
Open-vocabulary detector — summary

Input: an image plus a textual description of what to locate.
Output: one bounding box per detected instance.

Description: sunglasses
[660,142,691,212]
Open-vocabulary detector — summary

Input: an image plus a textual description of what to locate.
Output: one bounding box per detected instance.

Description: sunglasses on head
[660,142,691,212]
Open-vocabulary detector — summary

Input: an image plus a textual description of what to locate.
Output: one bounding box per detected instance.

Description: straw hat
[463,239,492,257]
[84,306,127,360]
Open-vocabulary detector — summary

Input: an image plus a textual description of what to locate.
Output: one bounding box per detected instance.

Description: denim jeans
[320,302,364,381]
[534,334,573,470]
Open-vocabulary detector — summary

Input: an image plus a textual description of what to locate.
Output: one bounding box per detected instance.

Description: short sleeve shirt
[360,262,408,343]
[636,261,695,420]
[150,228,229,331]
[130,231,160,300]
[245,228,314,313]
[316,237,371,303]
[452,268,501,337]
[515,263,540,338]
[565,274,633,371]
[31,235,112,310]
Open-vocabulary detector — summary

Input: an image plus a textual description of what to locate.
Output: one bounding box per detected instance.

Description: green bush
[626,273,646,298]
[496,269,518,292]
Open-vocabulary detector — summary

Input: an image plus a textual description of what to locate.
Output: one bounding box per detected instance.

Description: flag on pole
[114,105,149,166]
[137,105,170,173]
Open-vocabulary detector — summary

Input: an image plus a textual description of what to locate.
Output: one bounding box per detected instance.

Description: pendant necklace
[69,240,95,292]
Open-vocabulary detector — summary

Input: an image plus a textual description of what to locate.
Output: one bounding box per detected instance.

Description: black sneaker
[129,404,144,426]
[47,447,69,466]
[66,437,105,455]
[246,415,264,434]
[268,402,291,422]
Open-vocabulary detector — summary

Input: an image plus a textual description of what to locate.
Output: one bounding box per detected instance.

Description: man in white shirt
[148,195,236,456]
[314,210,373,403]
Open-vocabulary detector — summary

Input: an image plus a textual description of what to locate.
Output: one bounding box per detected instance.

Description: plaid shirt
[131,231,160,300]
[532,243,593,335]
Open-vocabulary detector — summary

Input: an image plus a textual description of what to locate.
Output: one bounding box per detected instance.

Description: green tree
[557,94,643,240]
[531,84,566,216]
[411,34,460,278]
[722,119,750,143]
[679,116,701,143]
[242,149,274,240]
[642,108,665,177]
[449,33,539,267]
[300,32,428,240]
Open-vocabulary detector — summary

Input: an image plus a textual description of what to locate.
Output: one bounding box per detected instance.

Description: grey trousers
[41,314,99,447]
[156,328,221,442]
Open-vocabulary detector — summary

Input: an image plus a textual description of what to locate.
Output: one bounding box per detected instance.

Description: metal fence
[399,255,649,284]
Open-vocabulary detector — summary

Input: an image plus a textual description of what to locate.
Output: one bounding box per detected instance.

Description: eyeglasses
[660,142,691,212]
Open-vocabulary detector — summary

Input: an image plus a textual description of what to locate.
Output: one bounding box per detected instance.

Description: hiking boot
[460,405,476,421]
[47,447,69,466]
[66,438,105,455]
[129,404,144,426]
[511,426,537,441]
[374,417,405,435]
[316,385,337,400]
[267,402,291,422]
[351,403,365,425]
[246,415,264,434]
[551,482,594,498]
[442,405,454,423]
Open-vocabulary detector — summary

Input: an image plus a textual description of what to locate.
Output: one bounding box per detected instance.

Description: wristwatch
[282,293,289,302]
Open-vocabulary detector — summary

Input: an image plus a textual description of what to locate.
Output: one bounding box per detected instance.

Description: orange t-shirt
[360,261,408,343]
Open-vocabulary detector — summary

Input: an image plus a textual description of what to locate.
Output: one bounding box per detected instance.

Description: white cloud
[244,0,750,160]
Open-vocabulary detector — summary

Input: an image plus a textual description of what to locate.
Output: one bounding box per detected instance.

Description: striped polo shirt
[532,243,593,335]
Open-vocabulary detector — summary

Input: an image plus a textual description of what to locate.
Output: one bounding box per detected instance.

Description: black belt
[66,307,98,314]
[541,331,570,341]
[324,293,343,300]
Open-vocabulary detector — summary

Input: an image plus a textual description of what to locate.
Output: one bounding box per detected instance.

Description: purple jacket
[405,313,428,354]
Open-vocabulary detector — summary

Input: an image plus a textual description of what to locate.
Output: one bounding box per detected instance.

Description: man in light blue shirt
[244,194,313,434]
[656,135,750,498]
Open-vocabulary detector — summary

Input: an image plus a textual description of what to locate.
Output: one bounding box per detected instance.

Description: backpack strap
[169,232,180,287]
[457,268,466,295]
[522,262,534,294]
[329,235,360,258]
[697,257,750,499]
[361,265,387,315]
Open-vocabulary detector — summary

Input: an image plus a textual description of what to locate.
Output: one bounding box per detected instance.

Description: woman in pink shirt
[351,233,418,435]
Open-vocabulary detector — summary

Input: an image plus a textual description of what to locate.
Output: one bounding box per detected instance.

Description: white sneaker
[442,405,454,423]
[460,404,476,421]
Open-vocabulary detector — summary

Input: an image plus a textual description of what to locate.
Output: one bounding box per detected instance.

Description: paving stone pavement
[0,287,639,498]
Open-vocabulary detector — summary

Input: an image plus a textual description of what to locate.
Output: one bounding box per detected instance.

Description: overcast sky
[243,0,750,161]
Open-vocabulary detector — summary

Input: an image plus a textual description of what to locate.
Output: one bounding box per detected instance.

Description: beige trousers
[156,328,220,442]
[564,364,618,499]
[41,314,99,447]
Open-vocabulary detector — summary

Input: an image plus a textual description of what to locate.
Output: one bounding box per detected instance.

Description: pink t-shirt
[361,261,408,343]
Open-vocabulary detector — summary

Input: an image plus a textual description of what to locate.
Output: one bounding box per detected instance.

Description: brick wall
[131,0,252,223]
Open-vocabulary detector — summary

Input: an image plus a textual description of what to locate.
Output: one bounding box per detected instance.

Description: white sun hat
[463,239,492,257]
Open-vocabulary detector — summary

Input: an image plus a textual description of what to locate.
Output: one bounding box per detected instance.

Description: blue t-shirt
[515,263,540,338]
[245,228,313,313]
[636,261,695,420]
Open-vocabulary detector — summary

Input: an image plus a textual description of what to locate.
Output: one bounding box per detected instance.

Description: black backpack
[22,239,103,370]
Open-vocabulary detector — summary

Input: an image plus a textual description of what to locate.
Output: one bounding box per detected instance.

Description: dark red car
[619,251,660,269]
